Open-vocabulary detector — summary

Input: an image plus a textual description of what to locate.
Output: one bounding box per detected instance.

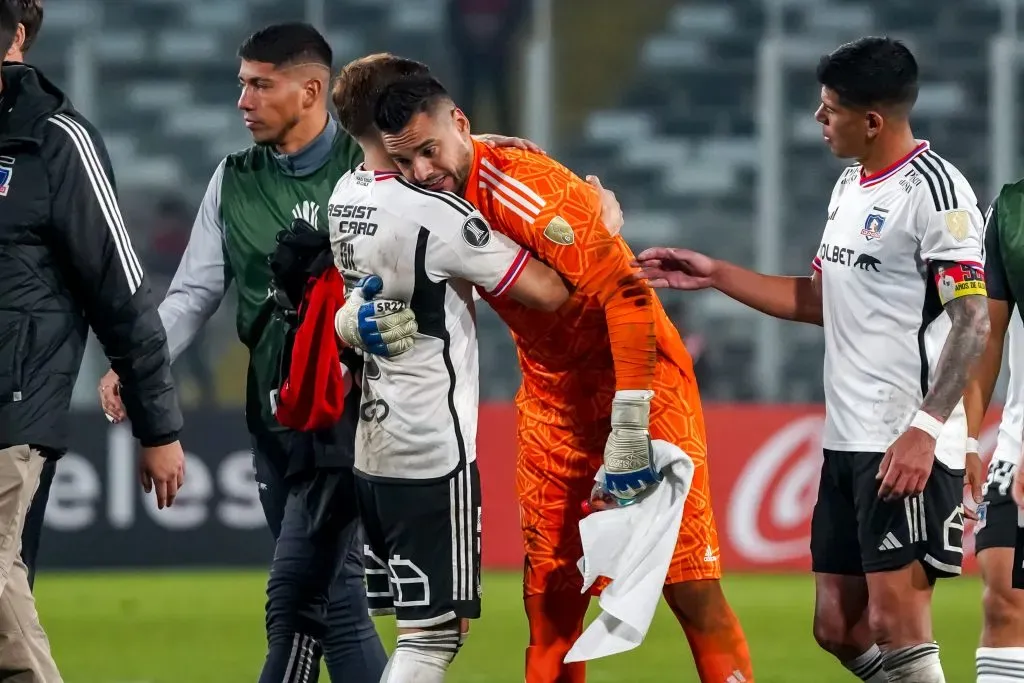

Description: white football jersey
[994,311,1024,465]
[812,141,984,469]
[328,167,529,481]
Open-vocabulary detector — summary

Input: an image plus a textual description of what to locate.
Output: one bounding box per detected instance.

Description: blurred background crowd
[27,0,1013,410]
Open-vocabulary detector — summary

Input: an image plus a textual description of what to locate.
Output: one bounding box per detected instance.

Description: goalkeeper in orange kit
[340,61,754,683]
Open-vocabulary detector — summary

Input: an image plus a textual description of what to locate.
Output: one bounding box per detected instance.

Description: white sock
[844,645,889,681]
[381,631,460,683]
[883,642,945,682]
[977,646,1024,681]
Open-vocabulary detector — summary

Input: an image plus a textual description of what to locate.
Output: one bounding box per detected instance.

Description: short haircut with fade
[373,74,453,135]
[332,53,431,138]
[0,0,18,58]
[14,0,42,53]
[816,37,919,112]
[237,22,332,69]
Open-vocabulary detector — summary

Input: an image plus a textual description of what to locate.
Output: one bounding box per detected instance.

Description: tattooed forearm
[920,294,991,421]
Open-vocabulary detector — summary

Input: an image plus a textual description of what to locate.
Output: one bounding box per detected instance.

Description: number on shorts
[983,460,1016,497]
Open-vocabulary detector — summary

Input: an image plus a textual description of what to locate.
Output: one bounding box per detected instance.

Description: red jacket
[274,267,354,432]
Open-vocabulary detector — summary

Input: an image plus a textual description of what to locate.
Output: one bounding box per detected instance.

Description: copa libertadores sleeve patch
[935,262,987,304]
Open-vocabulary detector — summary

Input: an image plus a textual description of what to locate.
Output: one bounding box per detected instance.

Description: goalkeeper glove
[335,275,418,357]
[602,390,661,500]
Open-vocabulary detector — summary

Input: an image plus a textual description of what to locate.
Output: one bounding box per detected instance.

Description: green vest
[219,130,361,429]
[996,179,1024,307]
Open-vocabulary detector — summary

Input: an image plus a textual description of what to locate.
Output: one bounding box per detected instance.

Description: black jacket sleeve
[42,112,183,446]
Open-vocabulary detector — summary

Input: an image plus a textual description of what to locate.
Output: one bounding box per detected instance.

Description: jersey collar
[354,164,400,181]
[859,140,929,188]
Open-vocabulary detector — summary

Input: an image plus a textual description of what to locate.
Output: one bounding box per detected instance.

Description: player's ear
[865,111,883,139]
[452,107,470,134]
[6,24,25,58]
[303,77,323,109]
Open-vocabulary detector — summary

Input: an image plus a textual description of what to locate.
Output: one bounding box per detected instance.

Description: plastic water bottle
[580,481,638,516]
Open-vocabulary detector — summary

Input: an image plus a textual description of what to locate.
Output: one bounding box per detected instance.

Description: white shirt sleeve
[917,173,984,264]
[420,205,531,296]
[158,159,231,363]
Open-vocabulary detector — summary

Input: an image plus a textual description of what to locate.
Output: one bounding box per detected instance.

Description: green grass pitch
[36,570,982,682]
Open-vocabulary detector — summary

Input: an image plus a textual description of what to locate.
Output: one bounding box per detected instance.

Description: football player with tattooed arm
[636,38,988,683]
[965,182,1024,683]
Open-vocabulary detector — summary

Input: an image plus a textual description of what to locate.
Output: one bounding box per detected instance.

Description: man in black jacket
[3,0,52,592]
[1,4,185,677]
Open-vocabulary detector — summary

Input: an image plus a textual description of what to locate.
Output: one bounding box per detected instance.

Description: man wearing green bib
[100,24,400,682]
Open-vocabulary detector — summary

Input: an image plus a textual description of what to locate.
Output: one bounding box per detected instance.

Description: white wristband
[966,437,980,454]
[909,410,944,439]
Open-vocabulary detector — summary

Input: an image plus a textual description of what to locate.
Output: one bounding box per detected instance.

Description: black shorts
[975,460,1024,589]
[810,450,965,579]
[355,462,482,628]
[1016,525,1024,590]
[976,459,1017,552]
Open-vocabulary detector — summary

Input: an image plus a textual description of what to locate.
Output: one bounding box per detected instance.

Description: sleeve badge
[944,209,969,242]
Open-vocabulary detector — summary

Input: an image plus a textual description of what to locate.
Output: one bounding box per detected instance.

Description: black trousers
[252,426,387,683]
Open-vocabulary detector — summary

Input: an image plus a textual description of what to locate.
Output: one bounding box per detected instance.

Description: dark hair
[332,54,431,138]
[373,74,452,135]
[237,22,332,69]
[0,0,17,58]
[14,0,41,53]
[816,37,918,111]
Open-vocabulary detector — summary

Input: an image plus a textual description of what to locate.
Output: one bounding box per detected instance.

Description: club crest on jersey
[860,207,889,241]
[462,216,491,247]
[543,216,574,245]
[945,209,970,242]
[0,156,14,197]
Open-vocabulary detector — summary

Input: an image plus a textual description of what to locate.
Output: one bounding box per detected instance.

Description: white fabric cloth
[564,440,694,663]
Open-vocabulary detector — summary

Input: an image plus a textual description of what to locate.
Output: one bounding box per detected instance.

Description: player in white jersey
[327,54,571,683]
[633,37,990,682]
[966,185,1024,682]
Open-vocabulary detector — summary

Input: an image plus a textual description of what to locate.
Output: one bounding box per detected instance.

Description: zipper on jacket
[10,317,31,402]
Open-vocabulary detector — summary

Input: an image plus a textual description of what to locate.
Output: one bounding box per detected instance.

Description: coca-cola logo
[726,416,1003,564]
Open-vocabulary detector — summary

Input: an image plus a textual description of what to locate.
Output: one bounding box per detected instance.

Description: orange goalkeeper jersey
[466,141,696,427]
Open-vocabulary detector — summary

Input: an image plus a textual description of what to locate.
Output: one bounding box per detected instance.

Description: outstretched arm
[634,247,824,326]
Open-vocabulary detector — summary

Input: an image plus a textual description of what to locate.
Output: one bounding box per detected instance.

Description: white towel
[563,440,695,663]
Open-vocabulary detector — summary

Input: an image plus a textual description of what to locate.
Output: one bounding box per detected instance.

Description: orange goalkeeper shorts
[515,364,722,597]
